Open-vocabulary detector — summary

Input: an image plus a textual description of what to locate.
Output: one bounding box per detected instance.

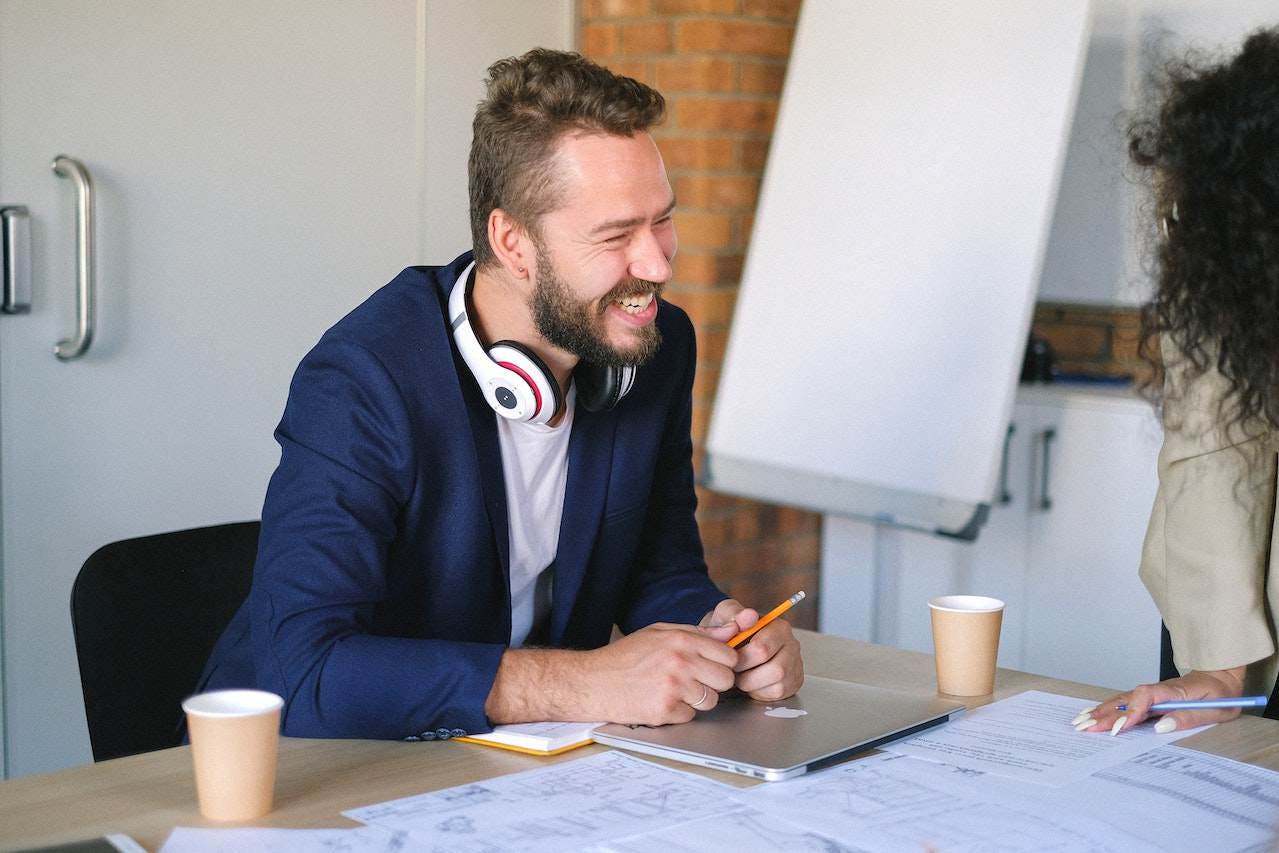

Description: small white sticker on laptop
[764,706,808,718]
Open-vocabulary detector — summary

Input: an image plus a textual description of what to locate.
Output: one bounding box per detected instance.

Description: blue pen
[1115,696,1269,712]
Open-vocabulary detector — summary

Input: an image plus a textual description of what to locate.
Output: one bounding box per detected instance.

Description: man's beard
[530,242,663,368]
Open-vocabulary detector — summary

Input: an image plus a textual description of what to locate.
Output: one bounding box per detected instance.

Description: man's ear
[487,208,533,281]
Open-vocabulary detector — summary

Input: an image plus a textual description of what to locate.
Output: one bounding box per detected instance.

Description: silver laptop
[591,675,965,781]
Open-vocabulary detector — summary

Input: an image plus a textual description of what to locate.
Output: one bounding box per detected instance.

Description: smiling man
[197,49,803,740]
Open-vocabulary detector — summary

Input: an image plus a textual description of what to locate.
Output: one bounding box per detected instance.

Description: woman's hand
[1072,667,1247,735]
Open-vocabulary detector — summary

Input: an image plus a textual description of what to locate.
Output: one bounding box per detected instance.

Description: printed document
[344,750,747,853]
[1059,744,1279,851]
[736,746,1279,852]
[884,689,1205,784]
[159,826,409,853]
[583,808,855,852]
[228,688,1272,853]
[736,751,1162,852]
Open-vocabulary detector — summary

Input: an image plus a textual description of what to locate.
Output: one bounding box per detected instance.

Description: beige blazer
[1139,338,1279,698]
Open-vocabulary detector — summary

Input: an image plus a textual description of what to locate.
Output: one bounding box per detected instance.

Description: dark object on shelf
[1052,371,1133,386]
[1020,333,1055,382]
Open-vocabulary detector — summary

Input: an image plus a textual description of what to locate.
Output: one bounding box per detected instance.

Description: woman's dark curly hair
[1131,28,1279,434]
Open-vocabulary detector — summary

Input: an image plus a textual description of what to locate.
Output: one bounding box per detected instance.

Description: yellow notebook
[455,721,603,756]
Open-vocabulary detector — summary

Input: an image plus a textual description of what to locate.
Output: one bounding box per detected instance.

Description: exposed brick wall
[579,0,819,629]
[1030,303,1150,384]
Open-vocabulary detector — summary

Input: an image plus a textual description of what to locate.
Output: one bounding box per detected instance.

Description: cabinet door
[1021,397,1162,690]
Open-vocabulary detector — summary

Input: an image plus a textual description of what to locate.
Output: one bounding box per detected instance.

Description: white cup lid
[928,595,1005,613]
[182,689,283,717]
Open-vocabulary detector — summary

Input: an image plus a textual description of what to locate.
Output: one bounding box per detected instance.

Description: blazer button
[450,728,467,738]
[435,728,453,740]
[420,731,436,741]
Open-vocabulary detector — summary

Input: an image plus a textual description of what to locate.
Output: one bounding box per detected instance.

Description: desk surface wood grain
[2,631,1276,851]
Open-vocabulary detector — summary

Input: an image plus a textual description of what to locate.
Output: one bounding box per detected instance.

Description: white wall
[420,1,575,263]
[0,0,572,779]
[1038,0,1279,306]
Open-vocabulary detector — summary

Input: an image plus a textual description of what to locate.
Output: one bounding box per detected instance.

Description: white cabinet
[819,386,1163,691]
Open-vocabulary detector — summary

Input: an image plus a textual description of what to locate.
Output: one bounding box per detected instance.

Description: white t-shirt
[496,387,574,647]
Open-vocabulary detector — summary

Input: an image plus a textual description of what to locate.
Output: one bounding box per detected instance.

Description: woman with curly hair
[1076,27,1279,737]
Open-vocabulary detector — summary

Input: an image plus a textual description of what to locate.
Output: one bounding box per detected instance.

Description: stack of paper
[156,691,1279,853]
[454,720,602,756]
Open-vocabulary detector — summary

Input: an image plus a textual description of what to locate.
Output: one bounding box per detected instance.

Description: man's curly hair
[1131,28,1279,433]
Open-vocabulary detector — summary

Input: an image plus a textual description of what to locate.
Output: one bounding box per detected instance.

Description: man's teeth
[615,292,655,314]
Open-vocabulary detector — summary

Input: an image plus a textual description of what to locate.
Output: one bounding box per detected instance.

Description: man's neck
[470,264,577,395]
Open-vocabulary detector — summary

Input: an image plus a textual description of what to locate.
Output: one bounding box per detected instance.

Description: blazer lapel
[460,358,511,608]
[548,404,617,645]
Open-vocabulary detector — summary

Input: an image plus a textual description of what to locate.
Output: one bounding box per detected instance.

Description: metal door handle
[1,206,31,314]
[52,155,95,360]
[1037,427,1056,511]
[997,422,1015,505]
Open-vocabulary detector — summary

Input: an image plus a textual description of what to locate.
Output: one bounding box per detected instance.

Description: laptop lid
[591,675,965,781]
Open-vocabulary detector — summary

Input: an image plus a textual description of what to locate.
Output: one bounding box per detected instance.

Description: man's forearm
[484,647,594,724]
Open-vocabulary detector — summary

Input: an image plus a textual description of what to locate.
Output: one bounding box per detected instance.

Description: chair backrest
[70,521,259,762]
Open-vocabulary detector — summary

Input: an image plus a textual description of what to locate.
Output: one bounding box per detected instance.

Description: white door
[0,0,572,778]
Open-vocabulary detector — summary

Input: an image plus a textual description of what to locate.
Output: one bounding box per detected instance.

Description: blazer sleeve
[250,336,504,739]
[617,309,727,632]
[1139,336,1279,678]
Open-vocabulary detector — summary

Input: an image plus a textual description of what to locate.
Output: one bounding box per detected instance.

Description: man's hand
[1074,667,1247,735]
[700,598,804,703]
[698,597,758,641]
[485,623,739,727]
[580,624,740,724]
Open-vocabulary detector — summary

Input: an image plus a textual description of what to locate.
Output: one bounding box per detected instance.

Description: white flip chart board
[703,0,1091,538]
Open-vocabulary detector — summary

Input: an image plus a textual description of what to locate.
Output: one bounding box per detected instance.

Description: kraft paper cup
[929,595,1004,696]
[183,689,283,822]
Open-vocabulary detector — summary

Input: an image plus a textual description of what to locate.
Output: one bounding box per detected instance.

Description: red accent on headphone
[497,361,542,416]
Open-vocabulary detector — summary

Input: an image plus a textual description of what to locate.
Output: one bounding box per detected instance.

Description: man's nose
[629,228,675,283]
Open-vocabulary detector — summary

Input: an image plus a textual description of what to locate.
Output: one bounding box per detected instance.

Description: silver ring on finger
[690,684,710,709]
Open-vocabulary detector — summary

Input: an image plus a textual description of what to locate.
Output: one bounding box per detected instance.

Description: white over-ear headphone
[449,262,563,425]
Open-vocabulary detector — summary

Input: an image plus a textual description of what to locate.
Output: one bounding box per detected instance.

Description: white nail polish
[1109,716,1126,736]
[1079,704,1097,715]
[1154,717,1177,734]
[1071,712,1092,725]
[1073,718,1095,731]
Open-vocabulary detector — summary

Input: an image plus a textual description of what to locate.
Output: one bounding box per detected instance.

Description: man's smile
[608,291,659,326]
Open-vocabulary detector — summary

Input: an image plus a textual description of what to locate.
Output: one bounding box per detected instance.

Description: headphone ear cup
[488,340,563,425]
[574,363,635,412]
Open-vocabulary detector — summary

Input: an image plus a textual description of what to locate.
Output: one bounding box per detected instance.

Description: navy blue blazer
[199,252,726,740]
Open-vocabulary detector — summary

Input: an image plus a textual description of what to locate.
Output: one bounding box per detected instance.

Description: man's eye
[604,233,627,244]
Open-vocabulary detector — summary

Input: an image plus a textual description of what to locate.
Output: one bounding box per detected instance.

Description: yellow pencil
[727,590,806,648]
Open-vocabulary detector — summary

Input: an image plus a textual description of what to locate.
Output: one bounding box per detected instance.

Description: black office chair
[1160,623,1279,720]
[70,521,260,762]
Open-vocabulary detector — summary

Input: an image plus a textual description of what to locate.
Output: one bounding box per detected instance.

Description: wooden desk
[2,631,1276,851]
